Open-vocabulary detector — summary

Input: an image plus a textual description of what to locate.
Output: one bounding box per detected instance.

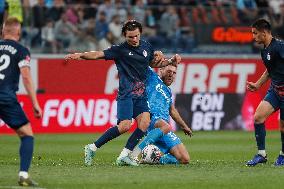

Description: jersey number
[0,54,11,80]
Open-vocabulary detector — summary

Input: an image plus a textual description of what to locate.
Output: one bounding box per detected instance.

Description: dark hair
[121,20,142,36]
[251,18,271,32]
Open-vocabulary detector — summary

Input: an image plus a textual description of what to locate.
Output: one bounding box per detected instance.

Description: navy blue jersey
[103,40,154,99]
[261,38,284,85]
[0,39,31,102]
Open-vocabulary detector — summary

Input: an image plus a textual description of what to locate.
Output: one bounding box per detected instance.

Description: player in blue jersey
[128,65,192,165]
[0,17,42,186]
[246,18,284,166]
[64,20,180,166]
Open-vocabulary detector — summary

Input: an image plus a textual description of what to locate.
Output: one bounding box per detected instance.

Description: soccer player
[246,18,284,166]
[127,64,192,165]
[64,20,180,166]
[0,17,42,186]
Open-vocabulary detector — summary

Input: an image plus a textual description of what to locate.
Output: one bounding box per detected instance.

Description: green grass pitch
[0,131,283,189]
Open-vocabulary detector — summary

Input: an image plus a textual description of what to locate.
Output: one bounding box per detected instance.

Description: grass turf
[0,131,283,189]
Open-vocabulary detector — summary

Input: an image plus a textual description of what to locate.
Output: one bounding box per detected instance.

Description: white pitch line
[0,186,46,189]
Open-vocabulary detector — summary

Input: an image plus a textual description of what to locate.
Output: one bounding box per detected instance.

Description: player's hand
[64,53,82,60]
[170,54,181,66]
[246,81,259,92]
[183,127,193,137]
[33,104,42,119]
[153,51,165,64]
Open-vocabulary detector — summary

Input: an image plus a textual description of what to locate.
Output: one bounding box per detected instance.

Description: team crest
[143,50,147,57]
[267,53,270,60]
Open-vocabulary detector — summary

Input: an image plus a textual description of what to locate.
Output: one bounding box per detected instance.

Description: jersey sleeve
[148,42,154,63]
[277,41,284,59]
[103,45,120,60]
[18,47,31,68]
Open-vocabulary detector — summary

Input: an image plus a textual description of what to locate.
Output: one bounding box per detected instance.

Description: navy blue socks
[94,126,120,148]
[254,123,266,150]
[125,128,146,151]
[19,136,34,172]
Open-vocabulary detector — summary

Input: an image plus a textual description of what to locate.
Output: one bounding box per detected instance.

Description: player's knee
[254,114,265,124]
[179,154,190,164]
[160,124,171,134]
[118,122,132,133]
[138,119,150,132]
[280,121,284,132]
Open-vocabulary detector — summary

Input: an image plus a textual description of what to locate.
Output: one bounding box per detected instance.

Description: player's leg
[0,102,38,186]
[156,132,185,165]
[168,144,190,164]
[117,99,150,165]
[274,109,284,166]
[132,118,171,158]
[84,98,133,166]
[246,91,277,166]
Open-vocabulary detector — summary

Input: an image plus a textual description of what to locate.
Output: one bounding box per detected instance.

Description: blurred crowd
[0,0,284,53]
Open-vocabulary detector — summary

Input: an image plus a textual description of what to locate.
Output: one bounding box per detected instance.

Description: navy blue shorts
[0,101,29,129]
[264,86,284,120]
[117,98,150,123]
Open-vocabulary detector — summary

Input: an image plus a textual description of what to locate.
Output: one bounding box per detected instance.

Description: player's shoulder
[140,39,152,48]
[273,38,284,47]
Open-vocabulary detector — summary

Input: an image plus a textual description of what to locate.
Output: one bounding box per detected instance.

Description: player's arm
[64,51,105,60]
[150,53,181,68]
[20,67,42,118]
[246,69,269,92]
[170,104,193,137]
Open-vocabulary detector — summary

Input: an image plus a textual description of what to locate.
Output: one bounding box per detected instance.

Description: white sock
[280,151,284,155]
[258,150,266,157]
[89,143,97,152]
[19,171,29,179]
[118,148,131,159]
[131,146,142,158]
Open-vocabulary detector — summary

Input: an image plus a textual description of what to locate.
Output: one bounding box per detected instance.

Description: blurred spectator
[236,0,258,23]
[41,19,58,53]
[45,0,53,8]
[6,0,23,23]
[144,8,157,37]
[158,6,181,52]
[131,0,145,23]
[54,12,79,51]
[46,0,65,22]
[65,3,82,25]
[271,4,284,39]
[108,15,124,44]
[96,0,115,23]
[269,0,284,19]
[0,0,8,26]
[113,0,127,23]
[95,11,111,50]
[255,0,269,18]
[84,0,98,20]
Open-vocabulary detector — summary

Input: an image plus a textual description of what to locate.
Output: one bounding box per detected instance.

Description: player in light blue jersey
[128,64,192,165]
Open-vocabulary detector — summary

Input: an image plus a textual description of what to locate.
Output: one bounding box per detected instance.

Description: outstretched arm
[247,69,269,92]
[150,53,181,68]
[64,51,105,60]
[170,105,193,137]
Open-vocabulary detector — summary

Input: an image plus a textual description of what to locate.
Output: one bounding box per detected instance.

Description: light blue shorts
[148,117,182,154]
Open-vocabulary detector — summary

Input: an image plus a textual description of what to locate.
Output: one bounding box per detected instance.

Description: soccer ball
[141,145,162,164]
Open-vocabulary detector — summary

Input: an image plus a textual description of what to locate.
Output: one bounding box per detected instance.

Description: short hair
[3,17,21,27]
[251,18,271,32]
[121,20,142,36]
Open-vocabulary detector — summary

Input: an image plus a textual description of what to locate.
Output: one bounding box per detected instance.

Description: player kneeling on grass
[121,64,193,165]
